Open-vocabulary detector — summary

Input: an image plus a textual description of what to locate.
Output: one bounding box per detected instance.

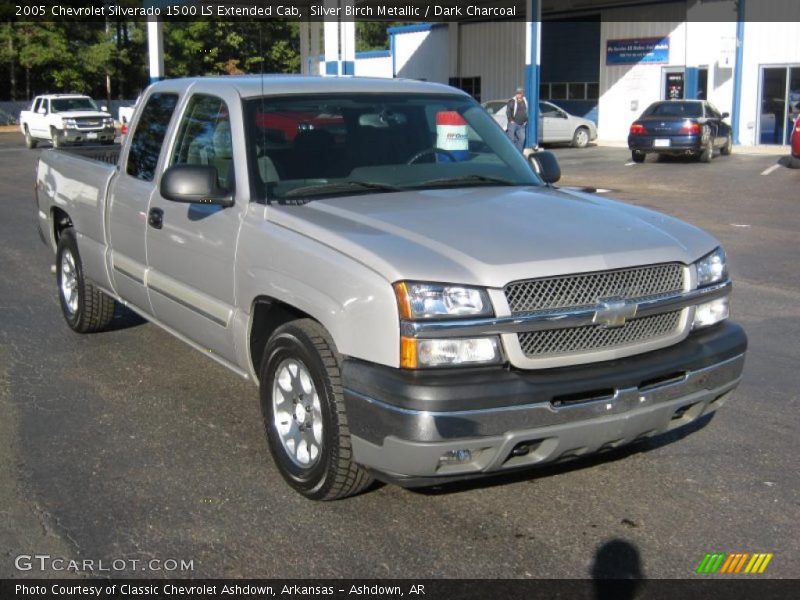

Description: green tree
[356,22,406,52]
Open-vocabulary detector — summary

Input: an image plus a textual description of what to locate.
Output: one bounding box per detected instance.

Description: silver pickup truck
[35,76,746,500]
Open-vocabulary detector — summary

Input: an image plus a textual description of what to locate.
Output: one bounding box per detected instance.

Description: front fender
[236,218,400,375]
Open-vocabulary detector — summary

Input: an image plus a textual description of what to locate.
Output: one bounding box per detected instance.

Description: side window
[126,93,179,181]
[33,98,41,112]
[706,103,721,119]
[171,95,233,190]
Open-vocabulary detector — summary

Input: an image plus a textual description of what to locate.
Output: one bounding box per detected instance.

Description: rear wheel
[56,229,116,333]
[571,127,590,148]
[260,319,373,500]
[720,133,733,156]
[24,126,37,149]
[631,150,646,163]
[699,127,713,163]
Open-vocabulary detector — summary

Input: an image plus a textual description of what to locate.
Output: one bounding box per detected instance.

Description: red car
[791,115,800,168]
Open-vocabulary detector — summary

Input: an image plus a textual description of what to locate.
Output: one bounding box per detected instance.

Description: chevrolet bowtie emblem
[593,299,638,328]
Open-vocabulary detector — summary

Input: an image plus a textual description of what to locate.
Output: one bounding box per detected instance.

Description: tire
[56,229,116,333]
[51,127,62,148]
[720,133,733,156]
[24,126,37,149]
[699,127,713,163]
[631,150,646,163]
[260,319,373,500]
[572,127,590,148]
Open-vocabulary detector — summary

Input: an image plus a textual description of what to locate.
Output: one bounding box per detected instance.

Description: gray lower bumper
[343,323,746,484]
[59,128,115,143]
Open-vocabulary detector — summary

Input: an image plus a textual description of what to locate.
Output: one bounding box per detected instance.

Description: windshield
[243,93,541,203]
[645,102,703,118]
[50,97,99,112]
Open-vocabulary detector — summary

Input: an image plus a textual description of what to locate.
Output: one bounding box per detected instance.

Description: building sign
[606,37,669,65]
[665,72,685,99]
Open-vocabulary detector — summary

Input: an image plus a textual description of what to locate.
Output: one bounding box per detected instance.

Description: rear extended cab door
[28,98,48,137]
[144,84,248,365]
[107,86,182,314]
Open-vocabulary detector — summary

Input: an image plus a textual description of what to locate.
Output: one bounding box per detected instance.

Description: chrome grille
[518,311,682,358]
[75,117,104,129]
[505,263,685,315]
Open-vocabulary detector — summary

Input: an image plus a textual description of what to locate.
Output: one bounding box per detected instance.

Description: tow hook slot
[639,371,687,391]
[551,388,616,408]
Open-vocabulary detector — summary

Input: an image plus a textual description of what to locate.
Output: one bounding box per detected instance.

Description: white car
[484,99,597,148]
[19,94,115,148]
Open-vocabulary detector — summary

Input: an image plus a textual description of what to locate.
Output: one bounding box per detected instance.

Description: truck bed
[37,146,120,292]
[55,144,121,165]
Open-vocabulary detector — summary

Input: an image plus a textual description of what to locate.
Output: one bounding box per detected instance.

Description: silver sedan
[484,99,597,148]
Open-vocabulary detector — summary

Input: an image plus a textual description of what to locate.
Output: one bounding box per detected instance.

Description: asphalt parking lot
[0,131,798,580]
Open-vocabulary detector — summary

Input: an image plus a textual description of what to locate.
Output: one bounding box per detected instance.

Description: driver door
[145,91,245,364]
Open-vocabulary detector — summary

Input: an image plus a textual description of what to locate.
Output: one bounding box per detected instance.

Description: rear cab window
[646,102,703,118]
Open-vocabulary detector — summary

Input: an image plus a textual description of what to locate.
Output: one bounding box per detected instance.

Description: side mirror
[721,112,730,119]
[528,151,561,184]
[37,107,46,115]
[160,164,234,207]
[101,105,108,112]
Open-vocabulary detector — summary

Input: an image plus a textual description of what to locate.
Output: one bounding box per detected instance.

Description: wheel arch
[50,207,73,251]
[248,297,314,382]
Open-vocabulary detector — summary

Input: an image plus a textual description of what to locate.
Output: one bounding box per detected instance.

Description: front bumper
[58,127,115,143]
[628,134,701,153]
[343,322,746,485]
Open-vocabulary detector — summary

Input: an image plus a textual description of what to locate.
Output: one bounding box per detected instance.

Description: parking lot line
[760,164,781,176]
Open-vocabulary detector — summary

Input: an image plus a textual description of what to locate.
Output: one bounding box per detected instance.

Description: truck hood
[268,186,719,287]
[53,110,111,119]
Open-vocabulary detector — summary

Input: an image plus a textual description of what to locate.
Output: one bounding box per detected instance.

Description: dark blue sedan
[628,100,733,163]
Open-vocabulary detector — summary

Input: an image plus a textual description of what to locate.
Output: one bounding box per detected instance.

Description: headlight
[104,117,114,126]
[393,281,493,319]
[62,118,77,128]
[401,336,501,368]
[695,247,728,287]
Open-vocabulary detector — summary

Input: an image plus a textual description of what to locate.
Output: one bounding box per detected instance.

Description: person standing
[506,86,528,153]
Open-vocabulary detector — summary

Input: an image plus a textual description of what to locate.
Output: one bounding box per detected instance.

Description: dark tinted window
[126,93,179,181]
[51,97,98,112]
[645,102,703,118]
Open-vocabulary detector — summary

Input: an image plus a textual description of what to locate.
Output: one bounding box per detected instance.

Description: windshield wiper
[282,180,404,202]
[411,174,518,189]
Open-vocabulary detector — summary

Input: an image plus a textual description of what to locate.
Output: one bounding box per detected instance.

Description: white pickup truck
[20,94,115,148]
[33,76,746,500]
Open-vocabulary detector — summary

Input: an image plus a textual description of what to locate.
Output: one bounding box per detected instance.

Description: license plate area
[86,132,98,139]
[654,138,670,147]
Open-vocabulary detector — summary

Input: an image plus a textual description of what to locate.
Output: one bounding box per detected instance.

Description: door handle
[148,207,164,229]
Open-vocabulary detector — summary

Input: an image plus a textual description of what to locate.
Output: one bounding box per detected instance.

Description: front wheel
[572,127,590,148]
[51,127,63,148]
[260,319,373,500]
[631,150,646,163]
[56,229,116,333]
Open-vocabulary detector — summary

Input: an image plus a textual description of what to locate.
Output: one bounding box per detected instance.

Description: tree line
[0,21,394,102]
